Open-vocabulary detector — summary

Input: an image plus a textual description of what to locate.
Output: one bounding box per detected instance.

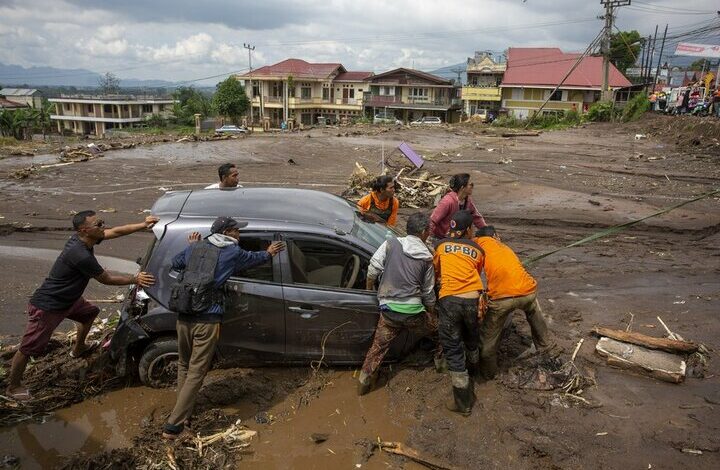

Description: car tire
[138,337,178,388]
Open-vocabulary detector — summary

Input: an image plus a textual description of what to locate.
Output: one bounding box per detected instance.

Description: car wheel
[138,338,178,388]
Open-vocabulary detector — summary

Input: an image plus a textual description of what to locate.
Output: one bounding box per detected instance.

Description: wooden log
[592,326,698,354]
[501,131,540,137]
[595,337,686,384]
[378,441,458,470]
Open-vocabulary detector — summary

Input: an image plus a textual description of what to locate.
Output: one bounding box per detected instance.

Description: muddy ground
[0,114,719,469]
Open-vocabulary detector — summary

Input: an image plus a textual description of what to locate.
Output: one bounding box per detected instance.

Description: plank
[595,337,686,384]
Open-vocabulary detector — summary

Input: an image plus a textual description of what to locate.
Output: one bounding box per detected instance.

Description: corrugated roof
[0,88,39,96]
[502,48,631,89]
[335,71,373,81]
[245,59,344,79]
[0,97,29,109]
[368,68,452,85]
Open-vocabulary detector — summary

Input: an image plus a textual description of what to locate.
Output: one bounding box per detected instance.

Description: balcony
[461,86,502,101]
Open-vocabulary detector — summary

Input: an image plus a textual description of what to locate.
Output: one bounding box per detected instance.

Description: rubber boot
[446,371,474,416]
[357,371,374,396]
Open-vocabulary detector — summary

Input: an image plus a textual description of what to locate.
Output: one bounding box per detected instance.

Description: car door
[215,233,286,367]
[280,234,389,364]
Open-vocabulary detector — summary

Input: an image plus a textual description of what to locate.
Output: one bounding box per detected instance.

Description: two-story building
[462,51,506,116]
[363,68,461,123]
[236,59,372,127]
[49,95,175,136]
[0,88,43,109]
[500,48,631,119]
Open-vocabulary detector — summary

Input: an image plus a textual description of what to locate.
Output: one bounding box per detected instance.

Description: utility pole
[600,0,631,101]
[243,43,255,126]
[652,24,668,90]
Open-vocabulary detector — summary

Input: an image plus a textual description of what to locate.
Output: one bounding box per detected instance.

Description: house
[0,88,43,109]
[49,94,175,136]
[235,59,372,127]
[500,48,631,118]
[462,51,506,116]
[363,68,461,123]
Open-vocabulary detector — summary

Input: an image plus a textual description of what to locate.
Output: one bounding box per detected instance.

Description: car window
[286,238,369,290]
[232,236,275,282]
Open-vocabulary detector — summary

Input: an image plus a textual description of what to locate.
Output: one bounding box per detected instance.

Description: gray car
[110,188,422,387]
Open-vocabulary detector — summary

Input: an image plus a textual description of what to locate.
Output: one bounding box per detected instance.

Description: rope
[523,188,720,266]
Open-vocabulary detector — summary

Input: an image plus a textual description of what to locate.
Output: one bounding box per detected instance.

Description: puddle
[0,245,138,274]
[0,387,174,469]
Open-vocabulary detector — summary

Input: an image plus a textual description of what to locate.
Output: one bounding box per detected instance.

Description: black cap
[210,216,248,234]
[449,210,473,232]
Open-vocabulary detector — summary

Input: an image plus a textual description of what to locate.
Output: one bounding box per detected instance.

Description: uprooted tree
[98,72,121,95]
[212,76,249,125]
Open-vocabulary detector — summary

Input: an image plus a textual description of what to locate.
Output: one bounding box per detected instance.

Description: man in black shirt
[6,210,158,401]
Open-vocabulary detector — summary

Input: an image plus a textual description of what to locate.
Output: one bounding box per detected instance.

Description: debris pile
[342,162,447,208]
[0,315,121,426]
[592,317,709,383]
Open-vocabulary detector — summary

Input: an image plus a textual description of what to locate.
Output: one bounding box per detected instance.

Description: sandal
[70,340,100,358]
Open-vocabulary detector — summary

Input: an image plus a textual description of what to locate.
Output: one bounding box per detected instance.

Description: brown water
[0,387,174,469]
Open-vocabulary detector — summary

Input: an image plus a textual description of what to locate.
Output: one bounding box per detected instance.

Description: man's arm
[421,263,436,312]
[95,271,155,287]
[103,216,159,240]
[366,240,388,290]
[234,241,285,272]
[429,195,451,233]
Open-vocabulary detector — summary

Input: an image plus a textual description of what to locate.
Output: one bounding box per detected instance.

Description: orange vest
[474,236,537,300]
[433,238,484,299]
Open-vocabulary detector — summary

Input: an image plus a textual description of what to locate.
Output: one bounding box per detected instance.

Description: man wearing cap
[433,210,485,416]
[473,226,554,379]
[162,216,284,439]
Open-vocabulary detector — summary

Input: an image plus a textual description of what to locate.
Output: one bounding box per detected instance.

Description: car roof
[174,187,357,234]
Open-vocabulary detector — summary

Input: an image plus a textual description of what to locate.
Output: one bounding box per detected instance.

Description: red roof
[0,97,27,109]
[247,58,344,79]
[335,71,373,81]
[502,48,631,89]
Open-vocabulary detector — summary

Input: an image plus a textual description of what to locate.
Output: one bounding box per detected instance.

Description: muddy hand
[135,272,156,287]
[187,231,202,243]
[144,216,160,228]
[266,241,286,256]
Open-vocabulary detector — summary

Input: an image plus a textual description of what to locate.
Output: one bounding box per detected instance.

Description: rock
[311,433,329,443]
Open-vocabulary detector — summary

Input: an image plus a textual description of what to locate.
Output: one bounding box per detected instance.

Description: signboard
[461,87,502,101]
[674,42,720,59]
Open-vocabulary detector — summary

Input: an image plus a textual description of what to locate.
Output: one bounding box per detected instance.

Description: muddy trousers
[479,292,550,379]
[437,296,480,373]
[360,309,439,382]
[164,320,220,434]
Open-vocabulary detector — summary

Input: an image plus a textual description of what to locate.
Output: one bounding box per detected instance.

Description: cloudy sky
[0,0,718,84]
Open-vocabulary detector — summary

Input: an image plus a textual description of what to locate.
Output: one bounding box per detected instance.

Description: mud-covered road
[0,115,719,468]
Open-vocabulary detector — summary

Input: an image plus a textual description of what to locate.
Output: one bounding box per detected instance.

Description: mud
[0,114,719,468]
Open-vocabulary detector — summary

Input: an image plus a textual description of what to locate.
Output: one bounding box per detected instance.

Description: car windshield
[351,211,401,249]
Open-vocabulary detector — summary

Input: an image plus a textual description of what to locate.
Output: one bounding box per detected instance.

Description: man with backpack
[162,216,284,439]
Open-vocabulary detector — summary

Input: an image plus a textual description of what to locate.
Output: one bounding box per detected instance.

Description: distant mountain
[0,63,178,88]
[427,63,467,84]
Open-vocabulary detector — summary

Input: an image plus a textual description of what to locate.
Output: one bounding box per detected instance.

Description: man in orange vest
[357,175,399,226]
[433,210,484,416]
[473,226,554,379]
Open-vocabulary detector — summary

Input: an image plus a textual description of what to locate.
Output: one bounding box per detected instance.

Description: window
[523,89,544,101]
[379,86,395,96]
[286,239,368,290]
[301,85,311,99]
[252,81,260,97]
[142,104,153,113]
[549,90,562,101]
[87,105,93,113]
[322,88,330,100]
[410,88,428,98]
[232,237,275,282]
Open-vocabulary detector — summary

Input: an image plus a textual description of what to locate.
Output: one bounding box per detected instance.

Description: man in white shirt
[205,163,242,189]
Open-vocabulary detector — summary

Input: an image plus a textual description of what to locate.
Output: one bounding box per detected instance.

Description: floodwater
[0,387,175,469]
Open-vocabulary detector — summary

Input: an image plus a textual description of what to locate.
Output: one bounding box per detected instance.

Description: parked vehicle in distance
[475,109,489,123]
[215,125,248,134]
[410,116,442,125]
[109,188,423,387]
[373,113,402,125]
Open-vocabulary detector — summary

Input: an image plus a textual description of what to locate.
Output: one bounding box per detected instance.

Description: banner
[674,42,720,59]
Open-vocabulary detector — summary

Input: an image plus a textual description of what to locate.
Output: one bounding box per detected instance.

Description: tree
[98,72,121,94]
[212,77,249,125]
[610,30,642,74]
[172,86,213,125]
[689,58,708,71]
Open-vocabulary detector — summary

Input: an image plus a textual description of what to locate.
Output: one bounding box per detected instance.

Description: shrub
[145,114,168,128]
[587,101,617,122]
[621,93,650,122]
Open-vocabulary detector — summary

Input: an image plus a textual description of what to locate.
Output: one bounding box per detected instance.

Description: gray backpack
[169,241,224,315]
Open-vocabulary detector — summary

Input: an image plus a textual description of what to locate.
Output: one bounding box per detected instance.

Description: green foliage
[98,72,121,94]
[212,77,249,125]
[145,114,169,128]
[492,109,582,130]
[0,108,34,139]
[172,86,213,125]
[621,93,650,122]
[586,101,617,122]
[610,30,642,74]
[689,59,708,71]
